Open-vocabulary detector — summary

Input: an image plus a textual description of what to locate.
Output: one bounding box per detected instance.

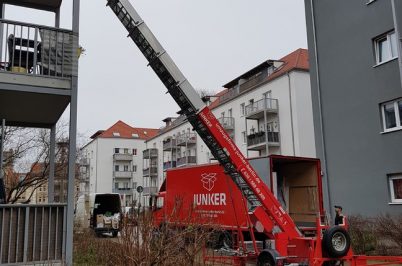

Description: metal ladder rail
[106,0,301,239]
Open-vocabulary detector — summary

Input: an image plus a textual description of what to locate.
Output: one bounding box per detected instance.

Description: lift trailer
[106,1,402,265]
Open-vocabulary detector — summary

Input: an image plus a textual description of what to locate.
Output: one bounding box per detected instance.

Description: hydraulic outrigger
[106,1,402,265]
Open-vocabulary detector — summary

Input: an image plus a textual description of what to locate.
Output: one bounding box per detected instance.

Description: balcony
[0,19,78,127]
[143,148,158,158]
[112,188,132,195]
[163,160,177,170]
[176,133,197,146]
[247,131,280,151]
[245,98,278,119]
[113,171,132,178]
[163,138,179,151]
[143,166,158,177]
[176,156,197,167]
[218,117,235,131]
[113,153,133,161]
[80,158,90,166]
[143,186,158,196]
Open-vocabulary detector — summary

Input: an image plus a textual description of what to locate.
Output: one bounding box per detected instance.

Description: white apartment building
[80,121,158,206]
[142,49,315,204]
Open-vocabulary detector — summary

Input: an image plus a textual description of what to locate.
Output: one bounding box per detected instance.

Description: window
[133,165,137,172]
[114,148,120,154]
[221,112,225,118]
[242,131,246,143]
[115,165,119,172]
[124,165,129,172]
[133,149,137,156]
[228,109,232,118]
[133,182,137,189]
[112,132,120,137]
[381,99,402,131]
[389,174,402,203]
[115,182,119,189]
[123,148,129,154]
[374,31,398,64]
[240,103,245,116]
[132,133,139,138]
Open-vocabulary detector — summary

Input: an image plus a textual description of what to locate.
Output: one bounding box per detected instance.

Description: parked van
[75,193,122,237]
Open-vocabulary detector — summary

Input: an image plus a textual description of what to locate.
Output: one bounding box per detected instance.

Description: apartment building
[305,0,402,215]
[142,49,315,205]
[81,120,158,206]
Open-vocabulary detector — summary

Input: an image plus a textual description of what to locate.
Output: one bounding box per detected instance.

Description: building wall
[305,0,402,215]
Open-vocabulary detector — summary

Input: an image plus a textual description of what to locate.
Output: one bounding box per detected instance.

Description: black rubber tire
[322,226,351,258]
[257,251,276,266]
[112,231,118,237]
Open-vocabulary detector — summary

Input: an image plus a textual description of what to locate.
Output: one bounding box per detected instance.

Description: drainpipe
[287,72,296,156]
[391,0,402,89]
[310,0,333,218]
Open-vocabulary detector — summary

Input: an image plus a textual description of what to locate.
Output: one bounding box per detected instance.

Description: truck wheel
[112,231,118,237]
[257,250,276,266]
[323,226,350,258]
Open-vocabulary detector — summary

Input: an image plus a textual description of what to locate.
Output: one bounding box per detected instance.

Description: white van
[75,193,122,237]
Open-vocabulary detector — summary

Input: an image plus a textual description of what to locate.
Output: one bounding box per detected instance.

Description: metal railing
[177,156,197,167]
[0,204,66,264]
[112,188,132,195]
[159,115,187,133]
[176,133,197,146]
[113,171,132,178]
[238,71,268,94]
[218,117,235,131]
[143,187,158,195]
[143,166,158,176]
[143,148,158,158]
[163,160,177,170]
[247,131,280,146]
[219,86,239,103]
[113,153,132,161]
[0,19,78,78]
[163,138,178,151]
[245,98,278,116]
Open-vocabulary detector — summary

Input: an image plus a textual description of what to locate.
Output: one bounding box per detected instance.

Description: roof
[209,48,309,110]
[91,120,159,140]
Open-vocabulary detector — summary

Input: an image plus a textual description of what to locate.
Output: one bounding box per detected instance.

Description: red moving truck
[153,155,324,244]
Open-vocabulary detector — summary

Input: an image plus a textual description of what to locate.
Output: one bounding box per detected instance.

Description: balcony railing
[143,148,158,158]
[143,166,158,176]
[219,87,240,103]
[238,71,268,94]
[218,117,235,131]
[143,186,158,195]
[245,98,278,117]
[163,138,178,151]
[113,153,133,161]
[247,131,280,148]
[0,19,78,79]
[176,133,197,146]
[0,204,66,264]
[112,188,132,195]
[177,156,197,167]
[163,160,177,170]
[113,171,132,178]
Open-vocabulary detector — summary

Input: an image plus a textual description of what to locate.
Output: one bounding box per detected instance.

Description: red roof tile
[209,48,309,110]
[96,120,159,140]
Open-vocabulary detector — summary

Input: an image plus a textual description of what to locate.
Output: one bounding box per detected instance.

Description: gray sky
[6,1,307,139]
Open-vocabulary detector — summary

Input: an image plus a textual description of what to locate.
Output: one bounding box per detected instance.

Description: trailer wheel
[323,226,350,258]
[257,250,278,266]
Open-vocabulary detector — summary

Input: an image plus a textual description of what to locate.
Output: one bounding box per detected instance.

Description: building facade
[142,49,316,205]
[81,121,158,206]
[305,0,402,215]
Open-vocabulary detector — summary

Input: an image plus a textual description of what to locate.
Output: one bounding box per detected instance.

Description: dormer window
[132,133,139,138]
[113,132,120,137]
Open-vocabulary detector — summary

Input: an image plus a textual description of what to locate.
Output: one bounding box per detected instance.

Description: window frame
[240,103,245,116]
[381,99,402,132]
[374,31,398,65]
[389,174,402,204]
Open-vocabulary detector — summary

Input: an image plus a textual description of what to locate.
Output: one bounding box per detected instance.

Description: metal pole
[0,119,5,204]
[65,0,80,264]
[48,125,56,203]
[0,4,5,62]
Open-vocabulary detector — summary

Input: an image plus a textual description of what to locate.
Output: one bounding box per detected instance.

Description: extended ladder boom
[107,0,301,239]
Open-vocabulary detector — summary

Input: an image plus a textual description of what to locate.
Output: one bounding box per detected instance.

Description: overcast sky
[6,0,307,140]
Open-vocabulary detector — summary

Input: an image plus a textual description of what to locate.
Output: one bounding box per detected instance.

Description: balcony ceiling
[1,0,62,12]
[0,89,70,128]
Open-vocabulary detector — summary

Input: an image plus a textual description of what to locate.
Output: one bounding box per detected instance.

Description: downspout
[310,0,333,217]
[391,0,402,89]
[287,72,296,156]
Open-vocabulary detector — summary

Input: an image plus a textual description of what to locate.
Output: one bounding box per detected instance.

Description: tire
[257,250,278,266]
[322,226,351,258]
[112,231,118,237]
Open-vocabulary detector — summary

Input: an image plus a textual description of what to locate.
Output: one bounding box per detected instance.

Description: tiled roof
[94,120,159,140]
[209,48,309,110]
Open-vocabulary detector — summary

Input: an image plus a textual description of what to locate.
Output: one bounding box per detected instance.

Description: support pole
[48,124,56,203]
[0,119,6,203]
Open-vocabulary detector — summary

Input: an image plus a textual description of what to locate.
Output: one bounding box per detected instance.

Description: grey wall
[305,0,402,216]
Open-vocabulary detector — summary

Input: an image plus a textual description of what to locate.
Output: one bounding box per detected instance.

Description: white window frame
[389,174,402,204]
[374,31,398,65]
[381,99,402,132]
